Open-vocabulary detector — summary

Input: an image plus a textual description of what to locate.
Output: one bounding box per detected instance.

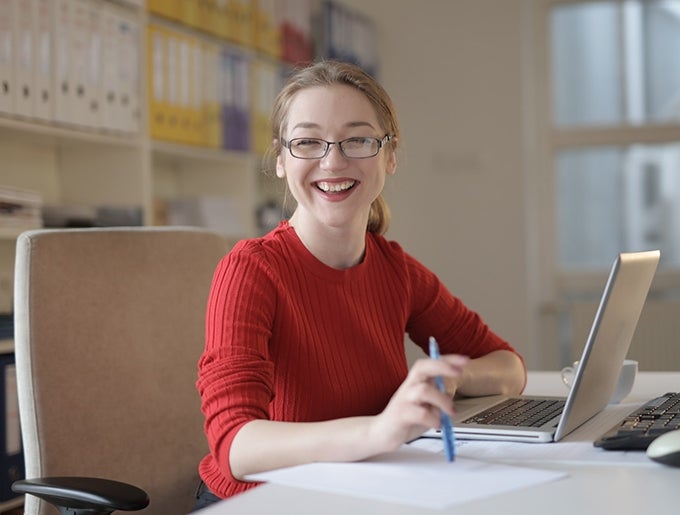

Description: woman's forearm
[455,349,526,398]
[229,416,386,480]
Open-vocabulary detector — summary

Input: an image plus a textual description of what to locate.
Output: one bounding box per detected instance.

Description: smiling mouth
[315,180,357,193]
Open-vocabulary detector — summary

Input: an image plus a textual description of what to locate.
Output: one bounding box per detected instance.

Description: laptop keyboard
[594,392,680,450]
[462,398,566,428]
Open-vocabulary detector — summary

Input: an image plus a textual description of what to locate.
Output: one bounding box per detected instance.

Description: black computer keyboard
[461,398,565,428]
[594,392,680,450]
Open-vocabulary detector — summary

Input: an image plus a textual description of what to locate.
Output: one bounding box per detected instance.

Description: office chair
[11,227,230,515]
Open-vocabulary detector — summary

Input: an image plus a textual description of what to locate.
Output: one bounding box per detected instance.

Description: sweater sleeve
[197,241,277,484]
[403,253,520,360]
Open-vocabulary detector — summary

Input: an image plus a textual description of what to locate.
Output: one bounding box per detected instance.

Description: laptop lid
[450,250,660,443]
[553,250,659,440]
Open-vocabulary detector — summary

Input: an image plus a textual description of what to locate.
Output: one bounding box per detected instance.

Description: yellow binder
[147,0,181,22]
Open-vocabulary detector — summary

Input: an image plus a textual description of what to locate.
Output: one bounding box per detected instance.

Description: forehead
[286,84,380,132]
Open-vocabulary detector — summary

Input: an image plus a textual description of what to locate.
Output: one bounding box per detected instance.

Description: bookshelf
[0,0,297,235]
[0,0,380,323]
[0,0,378,246]
[0,0,380,309]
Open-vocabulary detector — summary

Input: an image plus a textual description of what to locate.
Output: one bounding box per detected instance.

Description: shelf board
[0,227,34,241]
[0,115,141,150]
[0,495,23,512]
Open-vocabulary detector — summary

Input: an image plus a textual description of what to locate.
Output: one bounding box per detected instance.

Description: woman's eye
[294,139,323,148]
[344,137,371,148]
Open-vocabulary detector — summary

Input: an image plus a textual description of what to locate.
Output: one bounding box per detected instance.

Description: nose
[320,143,348,169]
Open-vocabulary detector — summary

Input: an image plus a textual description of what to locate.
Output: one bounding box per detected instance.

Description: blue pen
[429,336,456,462]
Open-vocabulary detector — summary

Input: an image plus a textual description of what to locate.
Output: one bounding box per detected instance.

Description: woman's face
[276,84,396,231]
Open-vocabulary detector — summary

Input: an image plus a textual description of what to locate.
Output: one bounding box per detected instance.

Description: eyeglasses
[281,135,392,160]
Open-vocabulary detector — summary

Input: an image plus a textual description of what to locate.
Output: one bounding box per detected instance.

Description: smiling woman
[271,79,398,268]
[193,60,527,510]
[269,61,401,237]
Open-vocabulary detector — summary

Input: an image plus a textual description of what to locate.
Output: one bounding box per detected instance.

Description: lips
[315,180,357,193]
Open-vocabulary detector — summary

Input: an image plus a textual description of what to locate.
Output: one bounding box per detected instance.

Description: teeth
[317,180,355,192]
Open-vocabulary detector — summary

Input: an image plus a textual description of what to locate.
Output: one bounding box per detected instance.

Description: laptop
[438,250,660,443]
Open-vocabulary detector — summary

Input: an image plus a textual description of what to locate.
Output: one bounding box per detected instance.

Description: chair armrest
[12,476,150,515]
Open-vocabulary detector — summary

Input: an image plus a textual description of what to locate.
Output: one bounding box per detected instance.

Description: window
[556,144,680,269]
[550,0,680,269]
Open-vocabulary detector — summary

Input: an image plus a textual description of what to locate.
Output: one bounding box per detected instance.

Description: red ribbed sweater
[196,222,519,499]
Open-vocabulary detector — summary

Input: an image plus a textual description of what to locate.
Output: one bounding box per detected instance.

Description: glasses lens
[287,137,384,159]
[340,137,379,158]
[289,139,328,158]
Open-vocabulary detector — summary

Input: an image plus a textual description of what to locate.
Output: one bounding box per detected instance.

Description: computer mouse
[646,429,680,467]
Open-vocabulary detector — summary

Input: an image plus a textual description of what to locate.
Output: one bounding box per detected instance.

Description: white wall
[341,1,541,367]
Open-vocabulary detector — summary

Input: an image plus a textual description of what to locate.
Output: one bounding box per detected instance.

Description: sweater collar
[274,221,373,282]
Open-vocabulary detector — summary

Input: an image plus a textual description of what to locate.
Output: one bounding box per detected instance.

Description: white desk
[199,371,680,514]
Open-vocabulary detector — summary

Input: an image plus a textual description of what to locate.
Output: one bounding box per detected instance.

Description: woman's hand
[369,354,469,453]
[229,356,466,479]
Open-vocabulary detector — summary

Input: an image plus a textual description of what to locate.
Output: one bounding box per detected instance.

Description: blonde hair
[269,60,400,235]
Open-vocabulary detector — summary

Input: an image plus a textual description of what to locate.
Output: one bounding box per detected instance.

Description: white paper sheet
[246,445,567,509]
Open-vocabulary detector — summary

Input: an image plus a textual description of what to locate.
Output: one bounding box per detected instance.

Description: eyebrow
[290,121,377,131]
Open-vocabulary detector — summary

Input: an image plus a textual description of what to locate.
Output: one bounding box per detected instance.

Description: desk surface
[199,371,680,515]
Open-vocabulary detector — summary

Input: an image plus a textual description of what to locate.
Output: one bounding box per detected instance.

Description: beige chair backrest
[13,227,230,515]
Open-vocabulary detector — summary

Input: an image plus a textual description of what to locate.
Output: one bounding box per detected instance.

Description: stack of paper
[0,185,42,232]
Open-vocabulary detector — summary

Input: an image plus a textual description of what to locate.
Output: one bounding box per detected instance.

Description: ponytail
[367,194,390,235]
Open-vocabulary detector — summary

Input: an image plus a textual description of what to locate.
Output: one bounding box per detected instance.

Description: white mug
[560,359,638,404]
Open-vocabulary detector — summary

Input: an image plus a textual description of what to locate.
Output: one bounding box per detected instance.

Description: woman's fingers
[375,353,470,450]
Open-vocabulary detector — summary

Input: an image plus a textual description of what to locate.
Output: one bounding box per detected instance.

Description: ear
[385,149,397,176]
[276,153,286,178]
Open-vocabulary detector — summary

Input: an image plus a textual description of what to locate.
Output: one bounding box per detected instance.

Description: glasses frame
[281,134,393,160]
